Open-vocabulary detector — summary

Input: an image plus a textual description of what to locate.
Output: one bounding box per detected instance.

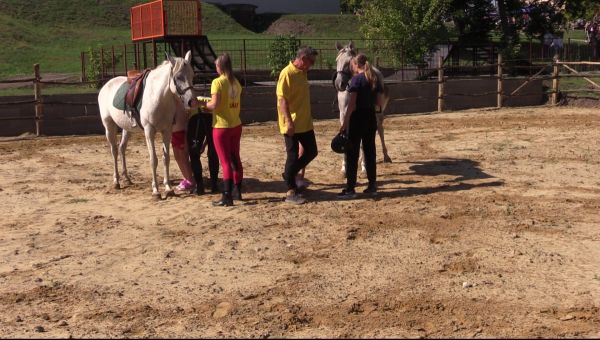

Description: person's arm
[278,96,294,136]
[204,93,220,111]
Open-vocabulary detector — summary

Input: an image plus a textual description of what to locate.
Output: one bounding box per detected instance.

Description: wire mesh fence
[79,37,600,85]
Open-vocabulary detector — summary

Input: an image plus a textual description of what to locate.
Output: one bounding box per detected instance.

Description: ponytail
[364,61,376,90]
[216,53,237,85]
[354,53,376,90]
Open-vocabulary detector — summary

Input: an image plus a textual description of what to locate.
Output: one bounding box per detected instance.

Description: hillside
[0,0,257,78]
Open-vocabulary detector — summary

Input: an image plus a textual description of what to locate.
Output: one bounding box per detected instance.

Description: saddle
[125,69,150,109]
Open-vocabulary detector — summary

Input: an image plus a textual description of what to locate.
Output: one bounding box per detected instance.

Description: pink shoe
[176,179,194,191]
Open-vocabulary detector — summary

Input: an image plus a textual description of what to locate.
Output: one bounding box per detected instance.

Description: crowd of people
[171,47,386,206]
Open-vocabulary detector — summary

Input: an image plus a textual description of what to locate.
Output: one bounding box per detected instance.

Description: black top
[348,73,380,113]
[347,72,380,120]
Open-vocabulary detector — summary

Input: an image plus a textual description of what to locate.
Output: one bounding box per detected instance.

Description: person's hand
[285,120,295,136]
[340,122,348,134]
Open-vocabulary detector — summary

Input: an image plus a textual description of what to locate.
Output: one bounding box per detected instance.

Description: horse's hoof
[164,189,175,198]
[152,193,162,201]
[123,179,133,186]
[113,183,121,190]
[383,155,392,163]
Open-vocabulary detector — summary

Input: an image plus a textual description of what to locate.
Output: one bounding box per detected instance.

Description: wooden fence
[2,56,598,137]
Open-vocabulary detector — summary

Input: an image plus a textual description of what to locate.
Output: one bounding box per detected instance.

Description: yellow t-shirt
[211,74,242,128]
[276,62,313,135]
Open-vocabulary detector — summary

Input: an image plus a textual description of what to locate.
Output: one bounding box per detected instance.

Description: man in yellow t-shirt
[276,46,319,205]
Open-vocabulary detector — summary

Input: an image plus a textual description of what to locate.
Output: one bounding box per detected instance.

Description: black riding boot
[210,178,219,194]
[233,182,242,201]
[213,179,233,207]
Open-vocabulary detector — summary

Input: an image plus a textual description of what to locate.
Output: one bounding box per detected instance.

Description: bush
[267,35,301,78]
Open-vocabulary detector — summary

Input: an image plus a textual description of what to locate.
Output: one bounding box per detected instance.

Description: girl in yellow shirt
[202,53,243,206]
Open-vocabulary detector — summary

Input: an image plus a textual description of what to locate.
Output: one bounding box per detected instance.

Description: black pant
[187,113,219,191]
[345,115,377,191]
[284,130,318,190]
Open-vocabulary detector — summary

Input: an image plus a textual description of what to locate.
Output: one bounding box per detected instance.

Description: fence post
[552,61,560,105]
[100,47,105,80]
[111,45,116,77]
[242,39,247,73]
[437,55,444,112]
[80,51,86,82]
[33,64,43,137]
[152,40,157,68]
[124,44,128,75]
[497,53,503,108]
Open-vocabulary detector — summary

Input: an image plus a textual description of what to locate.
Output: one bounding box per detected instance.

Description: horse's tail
[372,66,389,113]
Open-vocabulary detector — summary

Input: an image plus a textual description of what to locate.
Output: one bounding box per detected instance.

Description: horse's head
[333,41,356,92]
[166,51,197,109]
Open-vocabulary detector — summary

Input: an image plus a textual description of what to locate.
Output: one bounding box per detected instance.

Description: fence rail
[79,37,600,83]
[2,57,600,136]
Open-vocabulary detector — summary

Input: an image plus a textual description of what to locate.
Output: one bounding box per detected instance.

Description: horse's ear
[335,42,343,51]
[184,50,192,64]
[348,41,354,50]
[165,52,176,66]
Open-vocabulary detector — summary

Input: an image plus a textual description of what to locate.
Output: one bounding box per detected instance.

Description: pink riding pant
[213,125,243,184]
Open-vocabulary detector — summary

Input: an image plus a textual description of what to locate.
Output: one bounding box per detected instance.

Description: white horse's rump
[98,51,197,199]
[334,41,392,176]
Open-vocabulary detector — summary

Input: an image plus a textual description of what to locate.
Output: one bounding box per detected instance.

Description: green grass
[0,1,257,79]
[0,84,100,96]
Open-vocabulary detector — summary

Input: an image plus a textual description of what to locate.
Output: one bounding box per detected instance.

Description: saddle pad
[112,81,130,111]
[112,80,145,112]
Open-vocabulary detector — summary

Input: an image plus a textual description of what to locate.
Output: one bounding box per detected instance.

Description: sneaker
[337,189,357,199]
[176,179,194,191]
[363,185,378,196]
[285,191,307,205]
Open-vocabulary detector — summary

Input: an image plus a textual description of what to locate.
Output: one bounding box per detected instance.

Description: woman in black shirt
[338,53,382,198]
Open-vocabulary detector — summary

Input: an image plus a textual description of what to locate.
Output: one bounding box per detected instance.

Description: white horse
[98,51,197,199]
[334,41,391,176]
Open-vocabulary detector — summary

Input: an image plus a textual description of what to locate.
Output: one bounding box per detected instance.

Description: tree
[359,0,450,66]
[340,0,366,14]
[448,0,496,44]
[496,0,524,60]
[563,0,599,21]
[520,1,564,40]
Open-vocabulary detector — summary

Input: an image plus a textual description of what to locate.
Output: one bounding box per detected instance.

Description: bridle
[333,50,355,92]
[170,64,194,96]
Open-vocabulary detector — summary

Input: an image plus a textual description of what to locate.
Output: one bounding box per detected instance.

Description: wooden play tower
[130,0,217,72]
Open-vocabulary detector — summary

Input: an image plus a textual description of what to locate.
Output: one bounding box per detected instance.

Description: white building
[205,0,340,14]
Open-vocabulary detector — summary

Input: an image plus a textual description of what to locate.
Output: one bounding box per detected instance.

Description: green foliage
[521,1,564,40]
[340,0,366,14]
[359,0,450,66]
[448,0,496,44]
[86,47,102,89]
[85,46,122,88]
[564,0,600,21]
[267,35,300,78]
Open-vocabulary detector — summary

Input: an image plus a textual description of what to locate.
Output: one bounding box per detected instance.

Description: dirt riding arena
[1,106,599,338]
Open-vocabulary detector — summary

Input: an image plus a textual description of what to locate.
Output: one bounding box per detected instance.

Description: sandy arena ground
[0,106,599,338]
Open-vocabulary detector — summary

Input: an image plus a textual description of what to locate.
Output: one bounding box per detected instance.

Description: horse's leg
[161,129,174,197]
[376,113,392,163]
[104,122,120,189]
[119,129,133,186]
[338,91,350,177]
[144,126,161,199]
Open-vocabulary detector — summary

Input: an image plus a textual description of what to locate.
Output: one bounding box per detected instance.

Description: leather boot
[210,179,219,194]
[212,179,233,207]
[233,182,242,201]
